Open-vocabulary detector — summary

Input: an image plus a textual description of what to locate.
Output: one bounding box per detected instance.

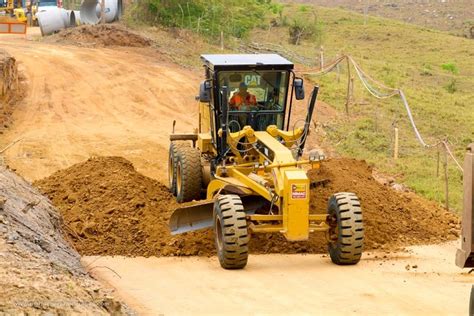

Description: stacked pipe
[80,0,122,25]
[36,0,122,36]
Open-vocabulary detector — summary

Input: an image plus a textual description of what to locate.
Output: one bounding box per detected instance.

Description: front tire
[214,195,249,269]
[327,192,364,265]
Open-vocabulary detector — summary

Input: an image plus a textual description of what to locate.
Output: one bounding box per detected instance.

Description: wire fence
[301,54,464,173]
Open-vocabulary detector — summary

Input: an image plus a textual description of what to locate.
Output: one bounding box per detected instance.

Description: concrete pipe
[73,10,81,25]
[66,10,76,27]
[37,7,68,36]
[63,10,76,28]
[80,0,122,25]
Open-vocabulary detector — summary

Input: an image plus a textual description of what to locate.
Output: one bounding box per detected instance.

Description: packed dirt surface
[35,156,459,257]
[83,241,473,315]
[0,166,129,314]
[47,24,153,47]
[0,33,198,183]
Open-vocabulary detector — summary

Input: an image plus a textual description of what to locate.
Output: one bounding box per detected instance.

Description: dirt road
[0,31,199,183]
[83,242,471,315]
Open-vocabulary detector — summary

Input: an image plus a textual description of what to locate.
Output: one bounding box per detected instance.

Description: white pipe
[80,0,122,25]
[36,7,69,36]
[73,10,81,25]
[66,10,76,27]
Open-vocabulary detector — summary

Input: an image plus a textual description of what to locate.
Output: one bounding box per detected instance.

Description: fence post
[394,127,399,159]
[436,148,440,177]
[345,57,351,115]
[220,31,224,51]
[444,147,449,210]
[319,46,324,70]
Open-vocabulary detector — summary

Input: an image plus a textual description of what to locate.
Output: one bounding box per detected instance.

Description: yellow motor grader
[0,0,27,23]
[168,54,364,269]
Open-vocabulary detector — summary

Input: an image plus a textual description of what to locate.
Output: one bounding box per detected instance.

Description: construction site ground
[0,27,472,314]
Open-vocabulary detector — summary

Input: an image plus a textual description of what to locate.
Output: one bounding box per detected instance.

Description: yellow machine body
[190,120,326,241]
[168,54,364,269]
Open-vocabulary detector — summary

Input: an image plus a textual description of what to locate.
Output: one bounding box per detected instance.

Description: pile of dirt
[48,24,153,48]
[35,156,213,257]
[34,156,459,257]
[0,166,129,314]
[307,158,460,250]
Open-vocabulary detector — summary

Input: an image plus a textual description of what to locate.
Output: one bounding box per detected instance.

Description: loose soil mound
[48,24,153,48]
[34,156,459,257]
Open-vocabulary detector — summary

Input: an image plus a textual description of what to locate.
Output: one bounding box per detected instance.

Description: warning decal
[291,184,307,199]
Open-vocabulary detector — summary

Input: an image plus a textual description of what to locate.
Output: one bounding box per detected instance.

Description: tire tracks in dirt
[0,39,199,182]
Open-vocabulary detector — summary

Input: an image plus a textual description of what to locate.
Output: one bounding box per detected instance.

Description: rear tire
[175,146,202,203]
[214,195,249,269]
[327,192,364,265]
[168,142,189,196]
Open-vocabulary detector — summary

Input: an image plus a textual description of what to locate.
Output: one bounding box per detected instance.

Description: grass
[246,4,473,212]
[125,3,473,212]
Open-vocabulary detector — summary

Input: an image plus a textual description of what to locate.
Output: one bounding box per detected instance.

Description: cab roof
[201,54,294,71]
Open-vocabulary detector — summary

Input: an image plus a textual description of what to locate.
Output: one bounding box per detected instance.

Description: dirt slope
[0,37,198,183]
[0,166,128,314]
[0,49,24,132]
[285,0,474,37]
[35,156,458,257]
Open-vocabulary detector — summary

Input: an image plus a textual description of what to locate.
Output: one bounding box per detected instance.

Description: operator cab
[199,54,305,157]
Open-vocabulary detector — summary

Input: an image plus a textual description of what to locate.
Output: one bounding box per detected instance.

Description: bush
[444,79,457,94]
[441,62,459,75]
[288,12,324,45]
[133,0,272,39]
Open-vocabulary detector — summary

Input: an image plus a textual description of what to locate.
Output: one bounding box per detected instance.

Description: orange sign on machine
[0,20,27,34]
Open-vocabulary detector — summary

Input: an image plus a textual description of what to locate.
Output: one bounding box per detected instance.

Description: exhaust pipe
[456,143,474,268]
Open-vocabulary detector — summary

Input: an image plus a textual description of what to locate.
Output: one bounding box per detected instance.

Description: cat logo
[244,74,261,87]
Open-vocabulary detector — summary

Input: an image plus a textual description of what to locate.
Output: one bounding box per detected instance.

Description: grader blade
[456,143,474,268]
[169,201,214,235]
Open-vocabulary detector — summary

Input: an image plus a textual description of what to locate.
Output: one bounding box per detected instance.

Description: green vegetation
[441,63,459,93]
[288,6,324,45]
[127,0,273,38]
[441,62,459,75]
[246,4,473,212]
[127,2,472,212]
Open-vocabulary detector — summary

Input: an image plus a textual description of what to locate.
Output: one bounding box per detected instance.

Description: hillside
[124,3,473,212]
[284,0,474,38]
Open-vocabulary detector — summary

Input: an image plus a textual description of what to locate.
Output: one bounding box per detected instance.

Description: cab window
[217,71,289,131]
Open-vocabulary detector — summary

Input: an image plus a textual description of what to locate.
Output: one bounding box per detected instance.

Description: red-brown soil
[47,24,153,47]
[34,156,459,257]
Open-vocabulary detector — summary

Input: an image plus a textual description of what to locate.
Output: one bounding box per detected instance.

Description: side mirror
[199,80,211,102]
[294,78,305,100]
